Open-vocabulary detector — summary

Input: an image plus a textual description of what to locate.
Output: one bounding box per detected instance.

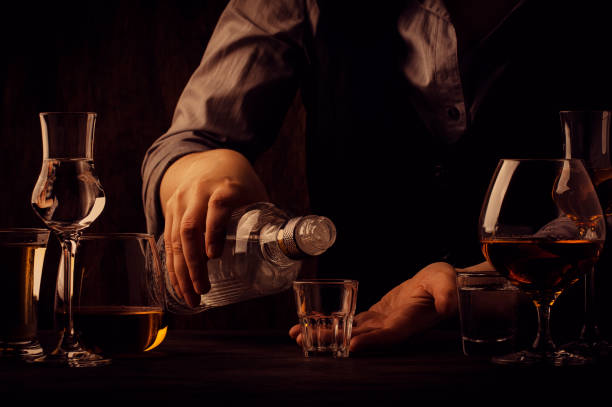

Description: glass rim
[0,228,50,234]
[0,228,50,244]
[497,158,583,162]
[80,232,154,240]
[559,109,612,114]
[39,111,97,117]
[456,271,510,280]
[480,237,605,243]
[456,270,503,277]
[293,279,359,286]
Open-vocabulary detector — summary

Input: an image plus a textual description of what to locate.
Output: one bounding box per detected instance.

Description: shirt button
[447,106,461,121]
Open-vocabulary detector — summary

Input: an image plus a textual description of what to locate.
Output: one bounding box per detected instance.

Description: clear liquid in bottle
[158,202,336,314]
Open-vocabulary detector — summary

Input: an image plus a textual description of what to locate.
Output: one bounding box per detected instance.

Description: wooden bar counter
[1,328,609,404]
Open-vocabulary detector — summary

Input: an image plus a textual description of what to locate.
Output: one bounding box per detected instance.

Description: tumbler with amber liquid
[72,233,167,356]
[0,229,50,362]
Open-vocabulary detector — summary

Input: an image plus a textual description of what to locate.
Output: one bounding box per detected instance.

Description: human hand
[288,262,458,352]
[160,149,268,307]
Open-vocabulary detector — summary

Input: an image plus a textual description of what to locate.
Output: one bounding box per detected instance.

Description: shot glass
[456,271,519,357]
[293,279,358,358]
[0,228,50,362]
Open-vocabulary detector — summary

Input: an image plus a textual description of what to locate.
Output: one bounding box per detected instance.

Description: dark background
[2,1,611,341]
[0,0,312,331]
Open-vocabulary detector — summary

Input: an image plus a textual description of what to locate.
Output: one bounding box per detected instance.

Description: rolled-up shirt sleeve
[141,0,308,236]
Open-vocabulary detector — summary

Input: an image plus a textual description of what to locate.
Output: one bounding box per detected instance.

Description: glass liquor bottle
[158,202,336,314]
[561,110,612,358]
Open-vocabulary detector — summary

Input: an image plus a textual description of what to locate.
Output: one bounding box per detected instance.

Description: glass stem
[58,233,79,348]
[532,299,556,355]
[580,268,601,343]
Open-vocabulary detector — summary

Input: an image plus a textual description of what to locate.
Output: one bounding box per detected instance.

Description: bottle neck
[562,110,612,170]
[276,217,306,259]
[276,215,337,259]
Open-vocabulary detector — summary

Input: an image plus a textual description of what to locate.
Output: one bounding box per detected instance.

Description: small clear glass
[456,271,519,357]
[293,279,358,358]
[0,228,50,362]
[31,112,107,367]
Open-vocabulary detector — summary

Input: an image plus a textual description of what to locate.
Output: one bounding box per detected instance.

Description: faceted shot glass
[293,279,358,358]
[0,228,50,362]
[456,271,519,357]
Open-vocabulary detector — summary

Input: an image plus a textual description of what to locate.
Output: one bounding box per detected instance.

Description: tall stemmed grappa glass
[479,159,605,366]
[31,112,108,367]
[561,110,612,358]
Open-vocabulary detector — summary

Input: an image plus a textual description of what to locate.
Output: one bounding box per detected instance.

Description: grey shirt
[142,0,522,236]
[141,0,609,305]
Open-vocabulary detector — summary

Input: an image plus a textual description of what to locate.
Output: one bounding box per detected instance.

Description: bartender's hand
[160,148,268,307]
[349,262,458,351]
[288,262,460,351]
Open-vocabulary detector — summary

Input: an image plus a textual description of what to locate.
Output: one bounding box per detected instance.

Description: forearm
[143,1,306,236]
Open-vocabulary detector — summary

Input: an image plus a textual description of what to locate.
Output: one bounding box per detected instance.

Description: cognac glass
[479,158,605,366]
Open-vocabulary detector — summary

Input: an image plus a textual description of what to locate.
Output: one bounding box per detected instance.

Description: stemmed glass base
[0,340,45,363]
[492,349,593,367]
[561,338,611,361]
[38,348,111,368]
[38,234,111,367]
[492,293,594,367]
[559,271,612,362]
[34,331,110,367]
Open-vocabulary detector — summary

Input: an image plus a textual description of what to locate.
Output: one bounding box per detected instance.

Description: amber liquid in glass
[73,306,166,355]
[0,243,46,341]
[481,240,602,300]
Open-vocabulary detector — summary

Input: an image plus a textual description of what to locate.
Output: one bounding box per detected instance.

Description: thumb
[420,263,458,317]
